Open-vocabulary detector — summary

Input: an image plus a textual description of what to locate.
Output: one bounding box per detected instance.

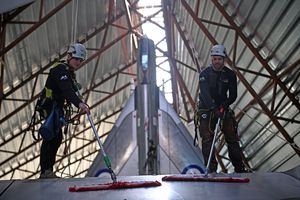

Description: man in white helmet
[39,43,90,178]
[197,44,247,173]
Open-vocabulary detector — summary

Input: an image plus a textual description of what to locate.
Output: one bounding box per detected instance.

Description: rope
[166,97,171,173]
[71,0,79,43]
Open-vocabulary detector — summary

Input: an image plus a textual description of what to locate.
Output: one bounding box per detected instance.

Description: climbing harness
[28,62,82,140]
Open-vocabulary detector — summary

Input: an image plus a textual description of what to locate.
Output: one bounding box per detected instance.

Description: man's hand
[79,102,90,115]
[213,106,224,118]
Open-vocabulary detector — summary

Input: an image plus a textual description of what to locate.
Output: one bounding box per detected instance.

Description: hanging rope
[71,0,79,43]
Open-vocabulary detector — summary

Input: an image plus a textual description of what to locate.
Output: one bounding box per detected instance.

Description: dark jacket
[199,64,237,110]
[45,62,82,108]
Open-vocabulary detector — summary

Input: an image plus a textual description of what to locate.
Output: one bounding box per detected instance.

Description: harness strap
[193,107,210,146]
[27,102,40,141]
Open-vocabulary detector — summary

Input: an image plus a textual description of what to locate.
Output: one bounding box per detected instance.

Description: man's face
[68,56,83,71]
[211,56,225,71]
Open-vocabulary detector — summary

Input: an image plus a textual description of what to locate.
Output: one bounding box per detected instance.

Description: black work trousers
[199,110,245,173]
[40,129,63,173]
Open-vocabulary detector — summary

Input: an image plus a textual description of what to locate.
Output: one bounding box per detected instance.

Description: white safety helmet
[67,43,87,61]
[210,44,227,57]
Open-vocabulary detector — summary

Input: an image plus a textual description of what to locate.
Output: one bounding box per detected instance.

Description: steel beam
[0,0,72,57]
[212,0,300,112]
[2,9,126,100]
[0,14,6,112]
[172,11,202,71]
[1,8,160,123]
[163,0,179,112]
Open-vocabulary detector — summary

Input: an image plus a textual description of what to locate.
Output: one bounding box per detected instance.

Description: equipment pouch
[39,105,63,141]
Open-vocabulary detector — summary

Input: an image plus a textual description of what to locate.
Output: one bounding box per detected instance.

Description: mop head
[162,174,250,183]
[69,180,161,192]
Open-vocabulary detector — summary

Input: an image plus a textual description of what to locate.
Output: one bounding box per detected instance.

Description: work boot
[40,170,60,179]
[234,167,252,173]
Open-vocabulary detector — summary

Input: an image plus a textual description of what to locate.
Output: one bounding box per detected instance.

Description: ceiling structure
[0,0,299,180]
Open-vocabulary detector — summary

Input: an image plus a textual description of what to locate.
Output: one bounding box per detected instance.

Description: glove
[213,106,224,118]
[79,102,90,115]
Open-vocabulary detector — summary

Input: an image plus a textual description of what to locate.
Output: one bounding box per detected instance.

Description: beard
[212,63,224,71]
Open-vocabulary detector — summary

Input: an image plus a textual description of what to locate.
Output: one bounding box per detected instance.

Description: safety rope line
[71,0,79,43]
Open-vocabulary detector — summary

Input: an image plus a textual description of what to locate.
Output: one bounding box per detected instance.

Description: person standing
[198,44,246,173]
[39,43,90,178]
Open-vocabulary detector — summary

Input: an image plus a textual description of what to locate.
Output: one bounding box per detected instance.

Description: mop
[162,114,250,183]
[69,114,161,192]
